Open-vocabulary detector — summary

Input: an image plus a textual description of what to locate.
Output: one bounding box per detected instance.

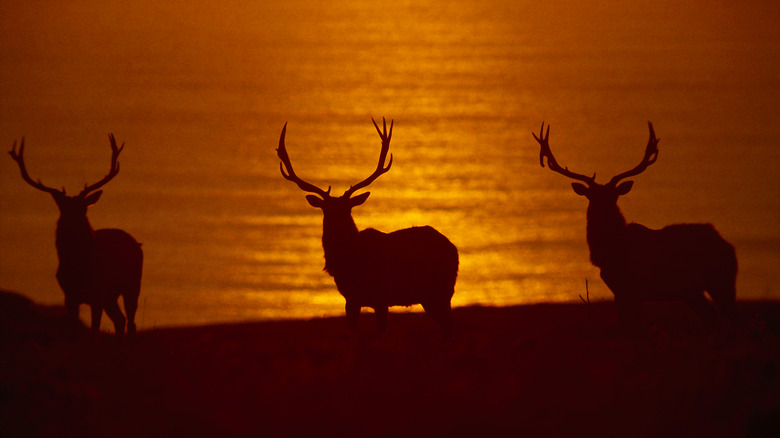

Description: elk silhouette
[9,135,143,337]
[534,122,737,325]
[277,118,459,335]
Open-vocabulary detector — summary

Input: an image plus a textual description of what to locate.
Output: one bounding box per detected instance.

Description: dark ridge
[2,290,779,438]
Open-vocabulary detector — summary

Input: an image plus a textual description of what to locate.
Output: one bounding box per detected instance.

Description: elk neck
[55,214,97,261]
[321,209,360,275]
[585,200,629,268]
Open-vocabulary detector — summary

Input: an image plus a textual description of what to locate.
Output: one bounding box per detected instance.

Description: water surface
[1,0,778,327]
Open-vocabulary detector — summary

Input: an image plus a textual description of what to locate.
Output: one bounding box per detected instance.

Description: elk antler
[78,133,124,197]
[9,138,65,196]
[534,122,596,185]
[607,122,659,186]
[343,117,394,197]
[277,123,331,198]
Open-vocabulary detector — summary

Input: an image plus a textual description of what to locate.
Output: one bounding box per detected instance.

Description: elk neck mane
[585,200,629,268]
[321,209,362,276]
[55,215,97,259]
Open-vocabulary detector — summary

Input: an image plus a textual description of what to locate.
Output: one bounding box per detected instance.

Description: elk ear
[571,183,589,196]
[305,195,324,208]
[350,192,370,207]
[84,190,103,206]
[616,181,633,196]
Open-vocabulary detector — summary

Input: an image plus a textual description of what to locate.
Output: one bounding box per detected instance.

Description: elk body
[534,122,736,324]
[10,136,143,337]
[277,118,459,335]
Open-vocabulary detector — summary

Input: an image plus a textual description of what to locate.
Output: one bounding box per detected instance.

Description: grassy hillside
[2,291,779,437]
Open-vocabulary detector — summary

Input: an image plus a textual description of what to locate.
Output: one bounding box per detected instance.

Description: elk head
[277,118,393,227]
[9,135,124,226]
[535,122,659,206]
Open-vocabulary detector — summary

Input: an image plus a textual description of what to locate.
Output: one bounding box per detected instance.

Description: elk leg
[123,294,138,336]
[346,301,360,331]
[103,299,127,338]
[683,292,716,323]
[90,305,103,331]
[375,306,388,334]
[602,272,642,331]
[64,296,81,331]
[423,301,453,338]
[707,284,737,319]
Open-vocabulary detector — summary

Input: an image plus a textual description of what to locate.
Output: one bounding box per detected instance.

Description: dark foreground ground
[2,291,779,437]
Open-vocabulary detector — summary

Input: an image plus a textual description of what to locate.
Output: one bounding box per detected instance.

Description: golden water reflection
[0,0,778,328]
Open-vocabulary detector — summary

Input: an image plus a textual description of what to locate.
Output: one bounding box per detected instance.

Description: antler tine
[344,117,394,197]
[78,133,124,197]
[276,123,330,198]
[8,137,63,196]
[608,121,660,186]
[534,122,596,185]
[372,116,393,144]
